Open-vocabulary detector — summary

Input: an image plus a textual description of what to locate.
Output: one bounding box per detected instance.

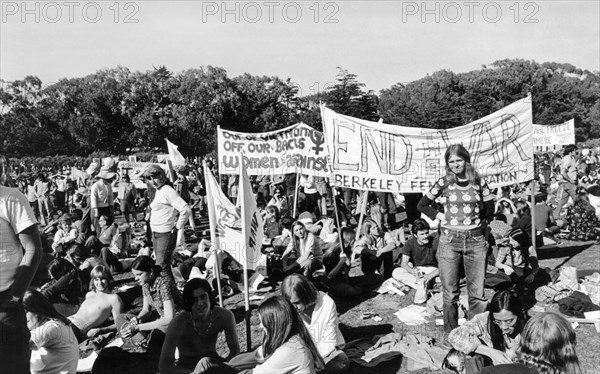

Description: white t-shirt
[30,320,79,374]
[0,186,38,292]
[150,184,190,233]
[252,335,315,374]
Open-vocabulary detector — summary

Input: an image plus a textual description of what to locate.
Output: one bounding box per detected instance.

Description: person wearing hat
[143,164,191,280]
[90,166,115,235]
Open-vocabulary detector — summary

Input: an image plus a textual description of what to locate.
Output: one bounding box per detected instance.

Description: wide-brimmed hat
[98,168,115,180]
[85,161,100,176]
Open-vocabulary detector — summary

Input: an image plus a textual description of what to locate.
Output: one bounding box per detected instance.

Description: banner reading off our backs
[217,123,331,176]
[321,97,534,193]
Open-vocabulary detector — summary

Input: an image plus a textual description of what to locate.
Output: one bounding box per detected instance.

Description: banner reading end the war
[321,97,534,193]
[217,123,331,177]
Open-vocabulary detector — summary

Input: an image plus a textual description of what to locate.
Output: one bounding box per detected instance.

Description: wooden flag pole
[240,160,252,352]
[356,190,369,240]
[292,173,301,218]
[203,161,224,307]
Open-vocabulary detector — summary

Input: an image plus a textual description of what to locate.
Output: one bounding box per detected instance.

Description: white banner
[533,119,575,148]
[204,166,250,267]
[321,97,534,192]
[239,157,264,271]
[117,161,167,189]
[217,123,331,177]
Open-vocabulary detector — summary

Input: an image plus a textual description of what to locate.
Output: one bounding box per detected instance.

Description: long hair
[444,144,481,185]
[23,289,71,327]
[487,290,528,351]
[182,278,215,312]
[258,295,324,370]
[281,274,318,308]
[0,155,16,187]
[89,265,114,292]
[290,221,309,255]
[131,255,161,275]
[359,218,381,246]
[517,312,581,374]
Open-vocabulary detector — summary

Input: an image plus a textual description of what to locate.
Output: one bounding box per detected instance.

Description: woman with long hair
[566,188,600,241]
[481,312,581,374]
[281,221,324,277]
[417,144,495,332]
[448,290,528,365]
[352,218,396,279]
[24,290,79,374]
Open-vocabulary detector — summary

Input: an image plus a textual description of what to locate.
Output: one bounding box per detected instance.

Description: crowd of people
[1,143,598,374]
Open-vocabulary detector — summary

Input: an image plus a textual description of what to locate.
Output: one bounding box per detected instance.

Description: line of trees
[1,59,598,158]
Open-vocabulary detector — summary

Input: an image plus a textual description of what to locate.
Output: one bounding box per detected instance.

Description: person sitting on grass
[282,220,324,277]
[158,278,240,374]
[391,218,439,298]
[51,213,78,257]
[448,290,528,367]
[67,265,123,342]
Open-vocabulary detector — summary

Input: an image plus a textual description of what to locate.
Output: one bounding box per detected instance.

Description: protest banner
[117,161,167,189]
[217,123,330,177]
[321,96,534,192]
[533,119,575,151]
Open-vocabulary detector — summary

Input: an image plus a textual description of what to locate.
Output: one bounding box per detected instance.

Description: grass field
[217,239,600,373]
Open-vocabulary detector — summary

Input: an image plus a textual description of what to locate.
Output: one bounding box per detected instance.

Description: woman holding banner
[417,144,495,332]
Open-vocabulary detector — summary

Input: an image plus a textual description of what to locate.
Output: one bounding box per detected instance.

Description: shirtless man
[159,278,239,374]
[68,265,123,342]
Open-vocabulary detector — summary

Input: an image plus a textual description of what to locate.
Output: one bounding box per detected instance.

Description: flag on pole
[166,138,186,166]
[203,164,245,267]
[239,160,264,271]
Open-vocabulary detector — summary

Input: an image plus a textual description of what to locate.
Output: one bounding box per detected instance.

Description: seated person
[322,227,362,297]
[24,290,79,374]
[263,205,282,239]
[533,191,561,245]
[67,265,123,342]
[448,290,528,366]
[282,221,324,277]
[64,243,109,290]
[495,228,545,293]
[392,218,439,296]
[84,215,122,273]
[352,218,396,279]
[281,274,349,373]
[51,214,78,257]
[158,279,240,374]
[40,258,82,305]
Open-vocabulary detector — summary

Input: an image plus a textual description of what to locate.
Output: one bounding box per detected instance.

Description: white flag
[204,166,245,267]
[166,138,186,166]
[239,158,264,270]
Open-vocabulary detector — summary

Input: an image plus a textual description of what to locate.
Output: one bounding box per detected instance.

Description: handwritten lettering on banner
[217,123,330,177]
[321,97,534,192]
[533,119,575,147]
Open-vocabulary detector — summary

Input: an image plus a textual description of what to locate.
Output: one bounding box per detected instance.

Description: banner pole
[531,180,536,250]
[203,161,224,307]
[292,173,300,218]
[331,185,346,258]
[239,158,252,352]
[356,189,369,240]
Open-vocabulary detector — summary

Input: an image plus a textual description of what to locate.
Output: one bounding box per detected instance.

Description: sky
[1,0,599,94]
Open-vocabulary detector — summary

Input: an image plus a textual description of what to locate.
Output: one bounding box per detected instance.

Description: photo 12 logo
[201,1,340,23]
[1,1,140,23]
[400,1,540,23]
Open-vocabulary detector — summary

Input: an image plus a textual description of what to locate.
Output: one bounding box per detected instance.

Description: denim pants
[153,230,177,280]
[0,299,31,374]
[437,229,488,332]
[554,181,578,218]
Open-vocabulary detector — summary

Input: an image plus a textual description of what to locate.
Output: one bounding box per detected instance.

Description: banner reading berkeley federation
[321,97,534,192]
[217,123,331,177]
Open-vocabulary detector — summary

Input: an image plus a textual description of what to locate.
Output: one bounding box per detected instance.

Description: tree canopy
[1,59,598,158]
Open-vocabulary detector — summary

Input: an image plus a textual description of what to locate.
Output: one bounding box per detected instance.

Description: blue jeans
[0,298,31,374]
[554,181,578,218]
[153,230,177,280]
[437,229,488,332]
